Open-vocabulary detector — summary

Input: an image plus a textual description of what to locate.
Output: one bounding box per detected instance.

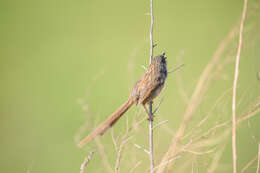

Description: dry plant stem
[152,96,165,114]
[237,107,260,124]
[176,53,189,103]
[232,0,248,172]
[182,87,232,140]
[80,152,94,173]
[111,129,118,152]
[207,144,227,173]
[162,106,259,172]
[149,0,154,63]
[257,143,260,173]
[157,17,239,173]
[182,148,216,155]
[114,112,147,173]
[135,144,150,154]
[153,106,258,172]
[95,138,114,173]
[130,161,142,173]
[153,120,168,130]
[168,64,185,74]
[149,103,154,172]
[191,161,194,173]
[149,0,154,172]
[115,136,133,173]
[156,104,259,172]
[152,156,181,172]
[241,155,258,173]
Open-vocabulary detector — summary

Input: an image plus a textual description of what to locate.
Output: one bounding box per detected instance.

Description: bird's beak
[162,52,167,59]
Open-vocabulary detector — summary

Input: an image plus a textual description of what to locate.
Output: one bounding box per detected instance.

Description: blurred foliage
[0,0,259,172]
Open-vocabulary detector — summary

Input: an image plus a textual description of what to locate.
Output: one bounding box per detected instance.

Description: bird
[79,53,167,147]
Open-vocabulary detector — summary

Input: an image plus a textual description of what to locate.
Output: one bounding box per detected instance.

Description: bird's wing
[137,64,160,104]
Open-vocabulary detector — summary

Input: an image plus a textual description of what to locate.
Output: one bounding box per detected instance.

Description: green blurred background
[1,0,259,172]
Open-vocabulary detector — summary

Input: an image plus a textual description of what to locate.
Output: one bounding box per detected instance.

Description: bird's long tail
[79,98,134,147]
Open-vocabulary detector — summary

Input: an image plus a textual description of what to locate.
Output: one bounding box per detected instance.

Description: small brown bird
[79,53,167,147]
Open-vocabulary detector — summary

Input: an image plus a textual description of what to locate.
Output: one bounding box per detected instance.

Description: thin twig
[241,155,258,173]
[114,110,145,173]
[181,121,229,151]
[152,156,181,172]
[115,136,133,173]
[175,50,189,103]
[135,144,150,154]
[149,0,154,63]
[197,87,232,127]
[207,144,227,173]
[152,96,165,114]
[130,161,142,173]
[182,147,216,155]
[182,87,232,140]
[153,120,169,130]
[80,152,95,173]
[168,64,185,74]
[237,107,260,124]
[192,161,194,173]
[247,120,258,144]
[149,0,155,172]
[95,138,114,173]
[148,103,154,172]
[232,0,248,172]
[142,65,148,71]
[257,143,260,173]
[111,128,118,152]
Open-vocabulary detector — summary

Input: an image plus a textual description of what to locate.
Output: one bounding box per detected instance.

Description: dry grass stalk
[149,0,154,63]
[80,152,94,173]
[175,50,189,104]
[148,103,155,173]
[135,144,150,154]
[115,136,133,173]
[156,24,238,173]
[241,155,258,173]
[95,138,114,173]
[182,87,232,140]
[237,106,260,124]
[231,0,248,172]
[129,161,142,173]
[113,108,147,173]
[148,0,155,172]
[257,143,260,173]
[207,144,227,173]
[152,155,181,172]
[156,94,259,172]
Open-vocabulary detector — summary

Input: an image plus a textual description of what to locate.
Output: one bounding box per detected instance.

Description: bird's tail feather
[79,98,134,147]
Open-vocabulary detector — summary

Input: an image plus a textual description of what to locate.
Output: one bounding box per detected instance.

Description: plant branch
[168,64,185,74]
[241,155,258,173]
[148,103,154,172]
[80,152,95,173]
[115,136,133,173]
[257,143,260,173]
[148,0,155,172]
[149,0,154,64]
[232,0,248,172]
[156,13,240,173]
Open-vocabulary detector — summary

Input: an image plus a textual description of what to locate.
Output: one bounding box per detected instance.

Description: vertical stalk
[149,103,154,172]
[232,0,247,172]
[149,0,154,172]
[149,0,154,64]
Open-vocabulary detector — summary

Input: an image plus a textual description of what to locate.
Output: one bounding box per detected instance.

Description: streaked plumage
[79,53,167,147]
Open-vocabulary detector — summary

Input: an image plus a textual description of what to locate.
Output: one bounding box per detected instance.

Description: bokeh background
[1,0,260,172]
